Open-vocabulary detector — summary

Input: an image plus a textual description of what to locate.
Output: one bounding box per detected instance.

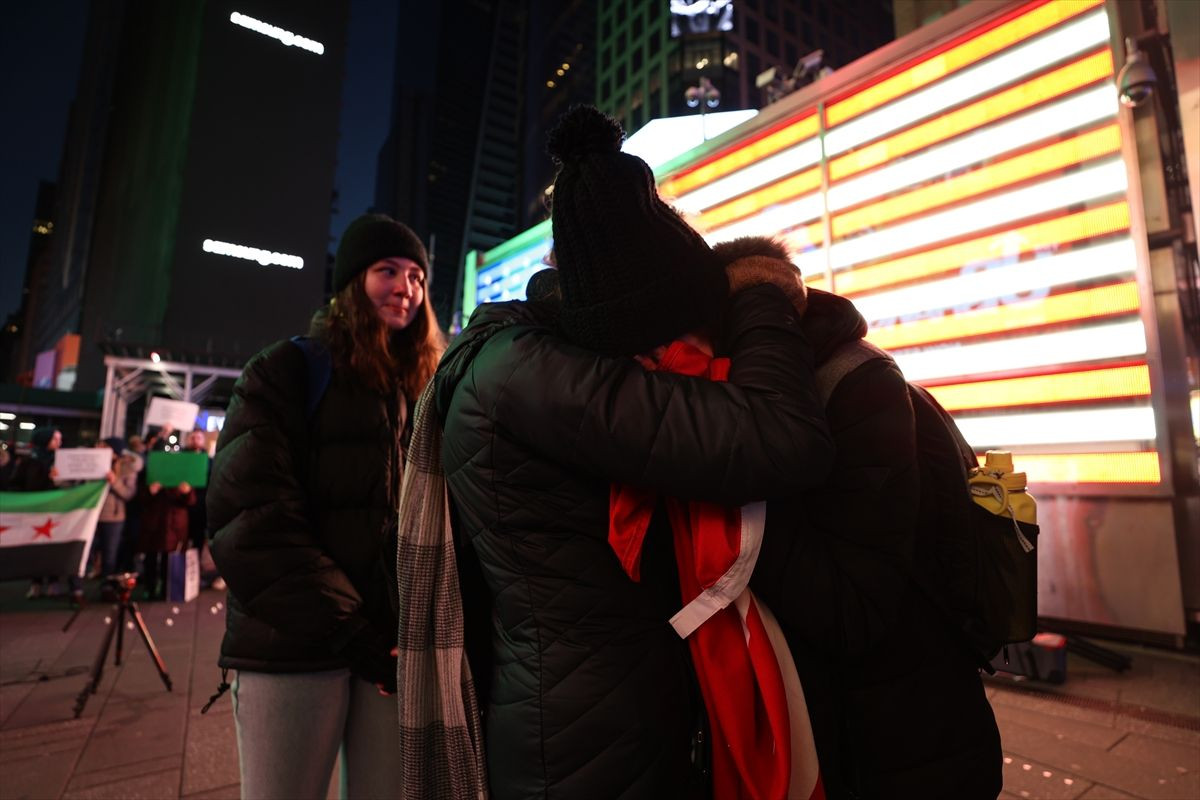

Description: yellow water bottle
[969,450,1036,551]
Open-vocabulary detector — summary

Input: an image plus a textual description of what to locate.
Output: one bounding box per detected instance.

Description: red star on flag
[32,518,58,539]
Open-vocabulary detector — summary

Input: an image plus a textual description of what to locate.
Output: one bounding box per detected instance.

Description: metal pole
[100,362,116,437]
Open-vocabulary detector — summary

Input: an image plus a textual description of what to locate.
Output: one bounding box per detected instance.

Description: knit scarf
[395,381,488,800]
[609,340,824,800]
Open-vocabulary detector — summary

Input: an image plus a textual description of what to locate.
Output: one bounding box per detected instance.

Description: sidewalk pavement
[1,580,1197,800]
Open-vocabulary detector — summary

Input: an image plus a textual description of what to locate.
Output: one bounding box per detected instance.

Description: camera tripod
[72,573,172,718]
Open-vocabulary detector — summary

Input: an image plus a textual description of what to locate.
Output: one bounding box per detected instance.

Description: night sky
[0,0,397,325]
[0,0,88,322]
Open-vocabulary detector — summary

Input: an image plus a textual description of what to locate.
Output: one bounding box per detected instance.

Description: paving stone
[0,682,36,729]
[1075,783,1142,798]
[1,616,114,729]
[181,784,239,800]
[0,749,80,800]
[1001,752,1093,799]
[0,714,93,767]
[990,684,1118,729]
[74,696,188,774]
[61,767,181,799]
[993,701,1126,750]
[180,709,239,797]
[999,714,1198,800]
[66,754,180,791]
[1112,714,1200,748]
[0,727,89,766]
[1106,646,1200,717]
[1108,733,1200,797]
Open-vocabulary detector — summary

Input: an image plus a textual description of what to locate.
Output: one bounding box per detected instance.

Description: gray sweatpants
[232,669,401,800]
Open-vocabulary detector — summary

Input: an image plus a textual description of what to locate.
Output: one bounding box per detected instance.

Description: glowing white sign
[203,238,304,270]
[229,12,325,55]
[622,110,758,170]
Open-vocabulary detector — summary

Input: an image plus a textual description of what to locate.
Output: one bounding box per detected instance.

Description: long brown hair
[310,273,446,399]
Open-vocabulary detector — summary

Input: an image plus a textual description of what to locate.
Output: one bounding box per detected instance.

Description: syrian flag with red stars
[0,481,108,580]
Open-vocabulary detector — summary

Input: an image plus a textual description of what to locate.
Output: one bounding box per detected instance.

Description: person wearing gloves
[426,105,835,800]
[207,213,445,799]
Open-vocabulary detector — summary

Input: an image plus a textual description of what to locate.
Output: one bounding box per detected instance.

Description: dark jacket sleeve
[478,284,834,506]
[207,341,366,645]
[750,357,920,658]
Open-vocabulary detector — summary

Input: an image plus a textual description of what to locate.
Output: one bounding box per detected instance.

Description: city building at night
[376,0,595,328]
[17,1,349,396]
[1,182,56,386]
[595,0,895,134]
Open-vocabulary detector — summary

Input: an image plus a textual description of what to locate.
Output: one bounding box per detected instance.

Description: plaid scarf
[396,381,488,800]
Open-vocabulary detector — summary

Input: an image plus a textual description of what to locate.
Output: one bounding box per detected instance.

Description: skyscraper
[375,0,595,326]
[596,0,895,132]
[23,0,349,391]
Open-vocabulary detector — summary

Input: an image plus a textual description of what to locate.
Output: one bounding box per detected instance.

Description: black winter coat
[208,339,404,672]
[749,284,1002,800]
[434,286,835,800]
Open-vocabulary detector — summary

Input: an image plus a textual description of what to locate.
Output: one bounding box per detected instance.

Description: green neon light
[462,250,479,322]
[481,218,552,266]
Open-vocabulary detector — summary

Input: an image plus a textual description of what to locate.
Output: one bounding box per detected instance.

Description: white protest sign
[53,448,114,481]
[145,397,200,433]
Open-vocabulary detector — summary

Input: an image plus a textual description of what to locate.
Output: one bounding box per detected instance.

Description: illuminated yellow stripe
[831,49,1114,183]
[867,282,1141,350]
[834,202,1130,296]
[832,124,1121,238]
[971,451,1161,484]
[697,166,822,231]
[663,114,819,197]
[926,364,1151,412]
[826,0,1105,127]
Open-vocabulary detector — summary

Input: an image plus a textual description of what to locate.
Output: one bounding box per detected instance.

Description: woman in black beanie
[435,106,834,799]
[207,213,445,799]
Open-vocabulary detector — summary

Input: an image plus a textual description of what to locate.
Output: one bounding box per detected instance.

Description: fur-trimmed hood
[713,237,807,317]
[713,236,868,364]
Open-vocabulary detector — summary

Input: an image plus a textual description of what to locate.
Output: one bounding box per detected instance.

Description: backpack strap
[815,339,892,406]
[289,336,333,421]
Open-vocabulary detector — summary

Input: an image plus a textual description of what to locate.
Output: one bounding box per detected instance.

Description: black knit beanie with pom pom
[546,105,727,356]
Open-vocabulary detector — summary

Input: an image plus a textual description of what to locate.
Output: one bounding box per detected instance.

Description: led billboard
[470,0,1162,491]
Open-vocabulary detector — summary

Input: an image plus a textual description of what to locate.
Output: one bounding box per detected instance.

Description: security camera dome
[1117,38,1157,108]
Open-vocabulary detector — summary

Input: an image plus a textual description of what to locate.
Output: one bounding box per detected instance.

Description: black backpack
[290,335,333,419]
[816,339,1038,671]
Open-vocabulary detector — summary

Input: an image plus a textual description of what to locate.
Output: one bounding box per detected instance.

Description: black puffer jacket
[435,285,834,800]
[733,243,1002,799]
[208,339,403,671]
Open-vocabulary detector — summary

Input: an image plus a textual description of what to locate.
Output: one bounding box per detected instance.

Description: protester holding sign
[137,478,194,601]
[53,447,117,482]
[92,437,138,580]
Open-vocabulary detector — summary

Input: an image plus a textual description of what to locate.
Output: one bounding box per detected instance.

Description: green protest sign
[146,451,209,489]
